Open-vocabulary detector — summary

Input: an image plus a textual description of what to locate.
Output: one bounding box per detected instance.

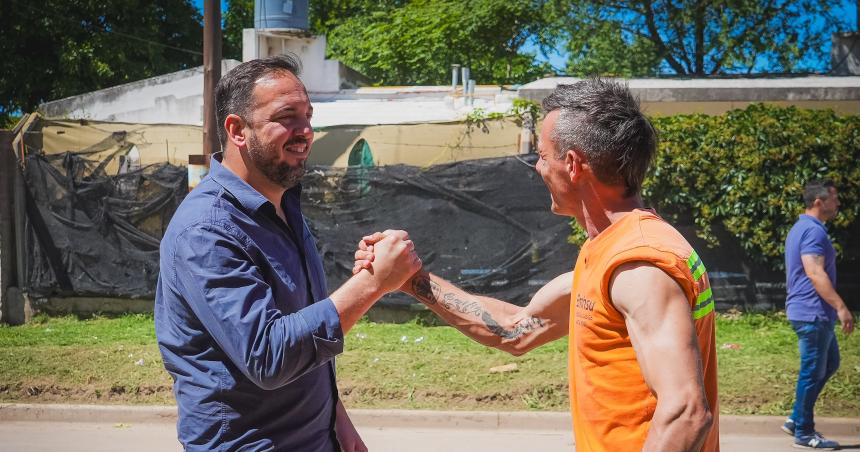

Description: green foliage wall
[607,104,859,272]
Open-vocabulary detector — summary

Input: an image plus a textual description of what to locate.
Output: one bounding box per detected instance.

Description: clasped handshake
[350,229,421,293]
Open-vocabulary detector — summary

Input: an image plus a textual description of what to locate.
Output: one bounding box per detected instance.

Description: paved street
[2,420,859,452]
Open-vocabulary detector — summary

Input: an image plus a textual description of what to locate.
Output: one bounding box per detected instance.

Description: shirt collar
[800,213,827,230]
[208,152,271,214]
[208,152,305,215]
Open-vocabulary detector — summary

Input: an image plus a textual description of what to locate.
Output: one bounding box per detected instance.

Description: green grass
[0,312,858,416]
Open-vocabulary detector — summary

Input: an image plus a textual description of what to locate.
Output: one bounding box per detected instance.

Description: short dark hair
[541,78,656,197]
[803,179,836,208]
[215,54,303,148]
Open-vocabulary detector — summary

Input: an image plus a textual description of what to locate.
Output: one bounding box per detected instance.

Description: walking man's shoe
[794,432,840,450]
[782,418,796,436]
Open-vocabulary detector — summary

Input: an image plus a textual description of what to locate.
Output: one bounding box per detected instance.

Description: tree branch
[641,0,688,74]
[709,0,781,74]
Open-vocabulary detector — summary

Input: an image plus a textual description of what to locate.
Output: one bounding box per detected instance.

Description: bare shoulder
[609,261,687,317]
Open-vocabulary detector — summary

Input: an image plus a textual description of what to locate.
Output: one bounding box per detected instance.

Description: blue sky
[195,0,857,74]
[523,1,857,73]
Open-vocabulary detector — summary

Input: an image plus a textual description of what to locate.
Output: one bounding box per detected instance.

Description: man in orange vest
[355,78,718,451]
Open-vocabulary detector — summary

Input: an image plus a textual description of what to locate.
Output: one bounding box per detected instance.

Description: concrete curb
[1,404,857,436]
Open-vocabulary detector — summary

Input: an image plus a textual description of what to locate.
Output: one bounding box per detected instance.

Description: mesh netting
[24,152,186,297]
[21,152,860,310]
[22,152,577,305]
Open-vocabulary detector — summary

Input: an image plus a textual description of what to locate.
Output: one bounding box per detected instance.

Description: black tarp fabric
[24,152,186,298]
[302,155,578,306]
[24,152,579,305]
[23,151,859,310]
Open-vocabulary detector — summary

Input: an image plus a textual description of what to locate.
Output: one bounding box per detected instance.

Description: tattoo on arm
[411,275,441,305]
[482,312,544,340]
[411,275,544,340]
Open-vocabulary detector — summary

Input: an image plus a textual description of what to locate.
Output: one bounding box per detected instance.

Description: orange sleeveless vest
[568,210,719,451]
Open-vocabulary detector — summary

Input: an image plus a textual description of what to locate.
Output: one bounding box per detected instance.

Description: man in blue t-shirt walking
[781,179,855,450]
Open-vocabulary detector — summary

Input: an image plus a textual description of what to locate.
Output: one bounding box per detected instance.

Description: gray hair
[541,78,656,197]
[215,54,303,147]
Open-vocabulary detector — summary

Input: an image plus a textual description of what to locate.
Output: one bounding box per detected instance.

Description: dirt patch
[0,382,173,404]
[337,382,569,411]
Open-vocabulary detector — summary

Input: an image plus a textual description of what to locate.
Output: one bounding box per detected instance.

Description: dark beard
[247,133,306,189]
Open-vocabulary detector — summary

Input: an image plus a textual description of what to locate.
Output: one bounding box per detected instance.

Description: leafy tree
[0,0,202,124]
[324,0,553,85]
[553,0,847,76]
[223,0,253,61]
[564,21,661,77]
[310,0,409,33]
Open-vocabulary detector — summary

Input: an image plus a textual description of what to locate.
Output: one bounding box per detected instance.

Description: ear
[224,114,247,149]
[564,149,584,183]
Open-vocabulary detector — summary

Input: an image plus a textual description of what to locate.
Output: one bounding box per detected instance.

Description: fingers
[361,231,388,245]
[360,230,409,250]
[352,260,372,275]
[354,249,374,262]
[352,248,375,275]
[381,229,409,240]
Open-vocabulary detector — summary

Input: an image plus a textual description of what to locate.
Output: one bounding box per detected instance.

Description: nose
[535,158,546,175]
[294,118,313,140]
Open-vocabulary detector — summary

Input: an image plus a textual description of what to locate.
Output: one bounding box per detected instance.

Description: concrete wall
[242,29,355,92]
[39,60,241,126]
[519,76,860,115]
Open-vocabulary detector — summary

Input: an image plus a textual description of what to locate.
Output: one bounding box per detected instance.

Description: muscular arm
[402,271,571,356]
[610,262,713,452]
[801,254,854,334]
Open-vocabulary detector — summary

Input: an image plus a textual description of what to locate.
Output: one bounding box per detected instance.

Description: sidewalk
[1,403,858,436]
[1,404,858,452]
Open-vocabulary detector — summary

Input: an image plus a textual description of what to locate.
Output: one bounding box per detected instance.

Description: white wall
[243,29,342,92]
[40,60,241,126]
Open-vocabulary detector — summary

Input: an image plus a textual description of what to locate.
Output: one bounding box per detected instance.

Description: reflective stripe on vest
[687,250,714,320]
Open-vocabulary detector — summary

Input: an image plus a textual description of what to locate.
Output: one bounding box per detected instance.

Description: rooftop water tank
[254,0,309,31]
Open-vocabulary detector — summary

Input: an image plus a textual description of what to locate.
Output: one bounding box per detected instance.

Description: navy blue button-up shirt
[155,153,344,451]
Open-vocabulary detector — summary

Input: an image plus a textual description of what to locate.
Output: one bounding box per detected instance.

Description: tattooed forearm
[440,293,483,317]
[482,312,544,340]
[411,274,441,305]
[408,274,545,342]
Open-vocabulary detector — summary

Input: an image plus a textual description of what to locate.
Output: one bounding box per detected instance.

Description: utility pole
[0,131,15,323]
[203,0,222,157]
[192,0,222,191]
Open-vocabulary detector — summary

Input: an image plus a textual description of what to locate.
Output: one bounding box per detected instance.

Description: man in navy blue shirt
[781,179,854,450]
[155,55,421,451]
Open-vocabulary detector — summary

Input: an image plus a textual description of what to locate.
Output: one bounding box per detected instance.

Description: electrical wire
[15,1,203,57]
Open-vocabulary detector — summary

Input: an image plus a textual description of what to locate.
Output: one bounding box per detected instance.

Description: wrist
[353,268,389,298]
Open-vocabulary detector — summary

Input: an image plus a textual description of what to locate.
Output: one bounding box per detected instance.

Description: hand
[335,401,368,452]
[352,231,385,275]
[837,307,855,336]
[360,230,421,294]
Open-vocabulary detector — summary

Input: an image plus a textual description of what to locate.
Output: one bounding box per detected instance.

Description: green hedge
[571,104,860,272]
